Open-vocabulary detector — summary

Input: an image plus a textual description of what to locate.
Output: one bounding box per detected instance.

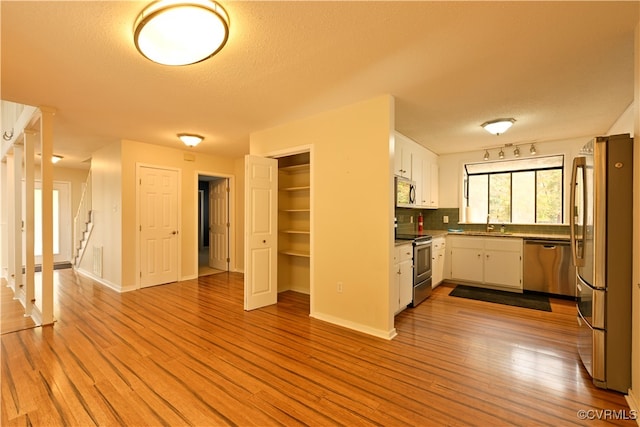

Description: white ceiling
[2,1,638,168]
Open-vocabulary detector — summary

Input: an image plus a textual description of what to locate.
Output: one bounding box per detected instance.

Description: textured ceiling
[1,1,638,168]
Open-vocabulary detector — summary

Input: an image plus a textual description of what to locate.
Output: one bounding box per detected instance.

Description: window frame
[464,156,564,224]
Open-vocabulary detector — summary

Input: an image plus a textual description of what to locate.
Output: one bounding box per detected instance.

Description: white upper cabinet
[394,132,413,178]
[394,132,439,209]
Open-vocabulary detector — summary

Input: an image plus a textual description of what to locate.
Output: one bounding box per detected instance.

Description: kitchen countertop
[395,229,569,245]
[447,230,570,241]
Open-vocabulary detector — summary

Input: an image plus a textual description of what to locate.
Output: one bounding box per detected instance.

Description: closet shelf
[279,164,310,173]
[280,230,310,234]
[280,186,310,191]
[280,209,310,213]
[279,249,310,258]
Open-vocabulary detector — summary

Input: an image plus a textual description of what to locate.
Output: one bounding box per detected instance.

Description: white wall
[120,140,239,289]
[250,95,396,339]
[79,142,122,289]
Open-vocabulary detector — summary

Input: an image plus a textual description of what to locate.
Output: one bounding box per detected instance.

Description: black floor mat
[449,285,552,312]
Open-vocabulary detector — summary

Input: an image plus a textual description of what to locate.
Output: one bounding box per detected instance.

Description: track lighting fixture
[483,150,490,161]
[513,146,520,157]
[530,143,537,155]
[498,148,505,159]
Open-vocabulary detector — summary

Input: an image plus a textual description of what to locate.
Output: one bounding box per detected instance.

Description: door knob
[172,231,178,235]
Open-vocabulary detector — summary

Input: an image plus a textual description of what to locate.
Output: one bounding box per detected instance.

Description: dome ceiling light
[481,118,516,136]
[134,0,230,66]
[178,133,204,147]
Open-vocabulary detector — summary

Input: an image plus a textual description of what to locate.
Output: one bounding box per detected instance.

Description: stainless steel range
[396,234,433,307]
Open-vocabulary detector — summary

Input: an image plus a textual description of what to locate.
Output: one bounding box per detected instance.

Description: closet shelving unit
[278,156,310,293]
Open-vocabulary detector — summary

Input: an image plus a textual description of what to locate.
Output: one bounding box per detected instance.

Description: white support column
[6,154,15,291]
[24,131,36,315]
[0,159,7,281]
[39,108,55,325]
[12,145,24,301]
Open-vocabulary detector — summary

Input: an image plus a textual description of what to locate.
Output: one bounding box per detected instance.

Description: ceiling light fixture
[481,118,516,136]
[498,148,505,159]
[530,143,537,155]
[134,0,230,66]
[513,146,520,157]
[483,150,490,161]
[178,133,204,147]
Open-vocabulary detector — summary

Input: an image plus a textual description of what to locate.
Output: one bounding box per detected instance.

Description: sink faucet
[486,215,494,232]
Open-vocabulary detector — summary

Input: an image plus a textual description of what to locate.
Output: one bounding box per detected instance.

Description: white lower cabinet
[449,235,523,291]
[432,236,446,287]
[394,243,413,314]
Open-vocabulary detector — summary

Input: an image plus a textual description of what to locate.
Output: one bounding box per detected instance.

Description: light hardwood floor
[1,270,635,426]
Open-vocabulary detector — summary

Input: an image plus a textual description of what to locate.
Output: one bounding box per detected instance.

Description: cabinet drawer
[398,244,413,262]
[484,237,522,252]
[448,236,484,249]
[432,237,446,250]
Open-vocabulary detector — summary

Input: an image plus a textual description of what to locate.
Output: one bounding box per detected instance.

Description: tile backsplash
[395,207,569,235]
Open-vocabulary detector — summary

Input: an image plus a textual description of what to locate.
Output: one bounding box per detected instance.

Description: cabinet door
[419,158,431,208]
[484,250,521,289]
[451,247,483,282]
[399,259,413,308]
[429,162,439,208]
[433,248,445,286]
[394,134,412,178]
[392,262,401,313]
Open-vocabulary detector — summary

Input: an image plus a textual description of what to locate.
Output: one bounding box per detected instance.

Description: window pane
[512,171,535,223]
[468,175,488,223]
[489,173,510,223]
[537,169,563,223]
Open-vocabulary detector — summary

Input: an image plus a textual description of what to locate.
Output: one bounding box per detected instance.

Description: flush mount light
[178,133,204,147]
[134,0,230,66]
[481,118,516,135]
[39,153,64,163]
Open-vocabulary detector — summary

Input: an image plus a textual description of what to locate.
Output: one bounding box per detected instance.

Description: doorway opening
[198,175,230,277]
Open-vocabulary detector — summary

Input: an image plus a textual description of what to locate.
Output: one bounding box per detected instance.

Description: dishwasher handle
[524,239,570,247]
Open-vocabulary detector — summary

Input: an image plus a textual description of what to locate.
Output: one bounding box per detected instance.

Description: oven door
[414,241,432,284]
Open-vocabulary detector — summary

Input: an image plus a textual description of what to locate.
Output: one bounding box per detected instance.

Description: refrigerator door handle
[570,156,586,267]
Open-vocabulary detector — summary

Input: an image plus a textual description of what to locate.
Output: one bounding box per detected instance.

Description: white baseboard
[74,267,124,293]
[310,311,397,340]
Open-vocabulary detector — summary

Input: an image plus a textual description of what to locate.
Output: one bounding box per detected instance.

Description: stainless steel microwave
[395,176,416,208]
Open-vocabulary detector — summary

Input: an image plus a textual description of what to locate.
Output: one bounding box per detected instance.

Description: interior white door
[244,155,278,310]
[209,179,228,270]
[139,166,179,288]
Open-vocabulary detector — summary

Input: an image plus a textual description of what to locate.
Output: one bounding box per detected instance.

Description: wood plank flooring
[1,280,36,335]
[1,270,635,426]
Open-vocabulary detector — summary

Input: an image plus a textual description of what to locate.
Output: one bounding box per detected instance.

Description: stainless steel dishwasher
[523,239,576,297]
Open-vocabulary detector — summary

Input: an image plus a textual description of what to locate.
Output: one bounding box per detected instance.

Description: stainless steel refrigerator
[570,133,633,393]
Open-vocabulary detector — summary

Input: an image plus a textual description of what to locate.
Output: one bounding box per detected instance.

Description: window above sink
[463,155,564,225]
